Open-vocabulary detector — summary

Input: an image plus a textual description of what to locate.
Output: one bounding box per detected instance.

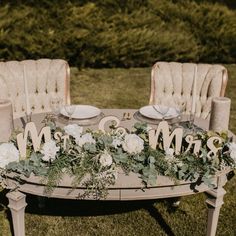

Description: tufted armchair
[0,59,70,119]
[149,62,228,119]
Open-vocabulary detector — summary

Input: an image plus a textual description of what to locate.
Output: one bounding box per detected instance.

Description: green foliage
[3,116,235,199]
[0,1,235,67]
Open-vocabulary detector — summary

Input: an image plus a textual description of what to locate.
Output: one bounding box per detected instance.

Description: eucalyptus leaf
[147,175,157,186]
[131,163,144,172]
[180,164,188,172]
[177,170,185,179]
[113,153,128,163]
[83,143,97,153]
[149,156,156,164]
[134,154,145,162]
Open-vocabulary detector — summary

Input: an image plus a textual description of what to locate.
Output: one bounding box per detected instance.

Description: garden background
[0,1,236,235]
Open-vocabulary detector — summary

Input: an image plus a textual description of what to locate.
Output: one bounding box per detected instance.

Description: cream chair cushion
[149,62,228,119]
[0,59,70,119]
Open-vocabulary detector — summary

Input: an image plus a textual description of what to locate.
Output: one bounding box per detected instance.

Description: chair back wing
[149,62,228,119]
[0,59,70,118]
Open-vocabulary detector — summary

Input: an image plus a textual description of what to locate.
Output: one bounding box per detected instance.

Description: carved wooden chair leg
[6,191,27,236]
[205,187,226,236]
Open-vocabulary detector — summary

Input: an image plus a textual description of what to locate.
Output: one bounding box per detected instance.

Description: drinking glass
[25,112,32,123]
[64,105,76,123]
[176,101,186,120]
[158,105,170,120]
[188,113,195,131]
[50,97,63,116]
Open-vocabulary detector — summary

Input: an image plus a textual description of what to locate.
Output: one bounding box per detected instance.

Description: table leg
[6,191,27,236]
[205,187,226,236]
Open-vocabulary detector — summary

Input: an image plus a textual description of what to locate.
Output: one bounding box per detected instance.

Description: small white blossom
[99,151,113,167]
[64,124,83,139]
[165,148,174,156]
[177,160,184,168]
[165,148,175,162]
[122,134,144,154]
[41,140,60,162]
[0,143,19,168]
[76,133,96,147]
[112,138,122,149]
[228,142,236,162]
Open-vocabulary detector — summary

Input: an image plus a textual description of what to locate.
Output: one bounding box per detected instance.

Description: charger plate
[60,105,101,119]
[139,105,180,120]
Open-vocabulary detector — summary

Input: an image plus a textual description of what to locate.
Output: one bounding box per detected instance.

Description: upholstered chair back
[0,59,70,119]
[149,62,228,119]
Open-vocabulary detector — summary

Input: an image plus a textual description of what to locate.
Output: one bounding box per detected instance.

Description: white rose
[229,142,236,162]
[64,124,83,139]
[99,151,113,167]
[0,143,19,168]
[41,140,60,162]
[112,138,122,149]
[122,134,144,154]
[75,133,96,147]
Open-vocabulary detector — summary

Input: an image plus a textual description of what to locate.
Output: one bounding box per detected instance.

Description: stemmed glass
[188,113,195,130]
[159,106,170,120]
[175,101,186,125]
[152,105,169,121]
[50,97,63,117]
[25,112,32,123]
[64,105,76,123]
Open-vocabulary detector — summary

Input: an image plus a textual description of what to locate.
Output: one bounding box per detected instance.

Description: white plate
[139,105,180,120]
[60,105,101,119]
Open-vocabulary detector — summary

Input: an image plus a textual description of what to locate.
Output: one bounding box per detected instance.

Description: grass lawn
[0,65,236,236]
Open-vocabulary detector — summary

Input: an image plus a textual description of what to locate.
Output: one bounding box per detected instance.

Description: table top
[6,109,233,200]
[14,108,210,130]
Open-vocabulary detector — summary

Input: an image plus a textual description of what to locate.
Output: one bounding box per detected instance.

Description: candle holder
[209,97,231,132]
[0,99,14,142]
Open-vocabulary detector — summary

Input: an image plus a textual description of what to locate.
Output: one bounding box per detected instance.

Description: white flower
[165,148,174,156]
[0,143,19,168]
[41,140,60,162]
[64,124,83,139]
[228,142,236,162]
[99,151,113,167]
[122,134,144,154]
[165,148,175,162]
[177,160,184,168]
[112,138,122,149]
[75,133,96,147]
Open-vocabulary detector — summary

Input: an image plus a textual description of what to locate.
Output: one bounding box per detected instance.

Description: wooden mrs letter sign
[16,122,51,159]
[148,121,223,157]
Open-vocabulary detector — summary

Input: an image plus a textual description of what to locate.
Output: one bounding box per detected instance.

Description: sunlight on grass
[0,65,236,236]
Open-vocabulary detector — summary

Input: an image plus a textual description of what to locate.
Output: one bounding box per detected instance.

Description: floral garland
[0,116,236,199]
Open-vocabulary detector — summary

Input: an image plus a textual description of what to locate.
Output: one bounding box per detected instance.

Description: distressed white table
[5,109,234,236]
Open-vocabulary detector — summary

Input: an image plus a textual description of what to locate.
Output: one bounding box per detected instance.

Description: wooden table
[5,109,234,236]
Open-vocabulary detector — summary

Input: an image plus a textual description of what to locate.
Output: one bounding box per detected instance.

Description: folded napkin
[209,97,231,132]
[0,99,13,142]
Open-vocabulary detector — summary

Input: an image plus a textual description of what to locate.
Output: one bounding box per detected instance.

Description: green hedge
[0,0,236,67]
